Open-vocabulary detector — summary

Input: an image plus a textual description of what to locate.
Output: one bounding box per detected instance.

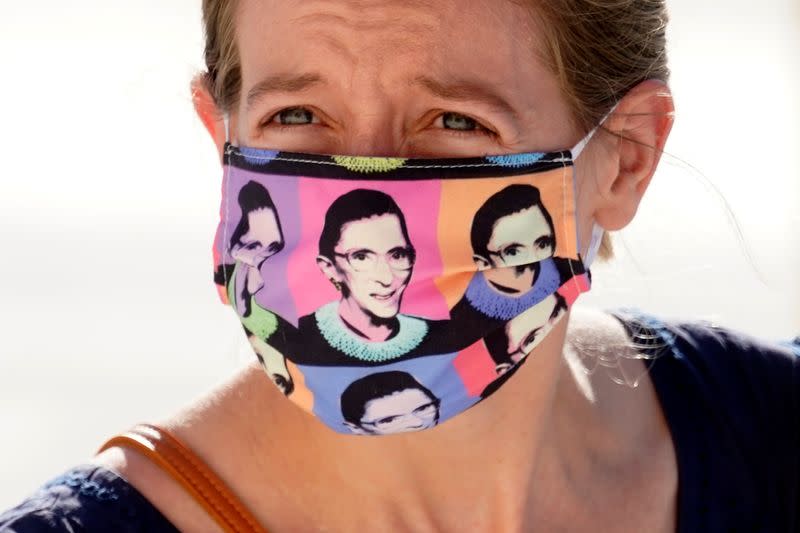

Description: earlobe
[593,80,675,231]
[316,256,342,282]
[191,74,227,161]
[473,255,492,271]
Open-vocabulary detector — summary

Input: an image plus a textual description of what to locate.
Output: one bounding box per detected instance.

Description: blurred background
[0,0,798,509]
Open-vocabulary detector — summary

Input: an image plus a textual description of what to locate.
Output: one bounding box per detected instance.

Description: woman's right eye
[269,107,318,126]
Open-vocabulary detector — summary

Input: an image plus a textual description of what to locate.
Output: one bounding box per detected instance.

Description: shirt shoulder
[613,310,799,530]
[0,465,179,533]
[658,315,798,425]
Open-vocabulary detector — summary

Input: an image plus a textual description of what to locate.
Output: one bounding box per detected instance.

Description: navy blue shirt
[2,312,798,532]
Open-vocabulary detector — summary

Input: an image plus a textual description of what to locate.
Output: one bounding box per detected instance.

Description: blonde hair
[200,0,671,260]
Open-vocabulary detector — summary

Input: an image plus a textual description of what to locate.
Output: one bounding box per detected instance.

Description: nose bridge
[344,114,399,156]
[341,70,401,156]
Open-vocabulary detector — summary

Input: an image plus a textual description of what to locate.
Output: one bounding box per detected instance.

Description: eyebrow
[246,72,325,110]
[412,75,518,117]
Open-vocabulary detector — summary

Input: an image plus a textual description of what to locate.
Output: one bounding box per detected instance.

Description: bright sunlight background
[0,0,798,509]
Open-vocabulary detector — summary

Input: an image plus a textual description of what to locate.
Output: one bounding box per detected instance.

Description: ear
[316,255,343,282]
[592,80,675,231]
[473,255,491,271]
[191,73,228,161]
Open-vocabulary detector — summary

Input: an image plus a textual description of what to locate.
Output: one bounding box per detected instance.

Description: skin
[476,205,555,295]
[317,213,413,341]
[346,388,439,435]
[97,1,676,531]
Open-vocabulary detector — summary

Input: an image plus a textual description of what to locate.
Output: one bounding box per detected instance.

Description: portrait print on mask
[248,333,294,396]
[214,145,594,434]
[459,184,579,321]
[296,188,457,366]
[341,371,440,435]
[215,181,286,338]
[486,292,569,376]
[296,351,473,433]
[212,180,296,395]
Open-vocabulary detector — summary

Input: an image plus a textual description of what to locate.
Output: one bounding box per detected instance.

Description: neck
[337,297,397,341]
[233,312,599,531]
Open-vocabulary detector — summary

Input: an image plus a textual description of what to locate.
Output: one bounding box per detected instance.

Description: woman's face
[334,213,413,319]
[228,0,608,259]
[233,0,575,155]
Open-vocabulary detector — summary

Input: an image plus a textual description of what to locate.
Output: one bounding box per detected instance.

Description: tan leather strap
[99,424,269,533]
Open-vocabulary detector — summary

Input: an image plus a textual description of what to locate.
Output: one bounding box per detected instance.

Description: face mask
[213,126,603,435]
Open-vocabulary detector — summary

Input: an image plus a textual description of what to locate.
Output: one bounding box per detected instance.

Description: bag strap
[98,423,269,533]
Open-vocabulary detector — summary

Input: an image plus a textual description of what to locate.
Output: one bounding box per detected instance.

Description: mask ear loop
[221,113,233,300]
[570,103,619,267]
[223,114,232,146]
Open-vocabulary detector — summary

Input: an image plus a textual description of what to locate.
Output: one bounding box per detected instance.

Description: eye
[413,402,436,415]
[269,107,319,126]
[389,248,408,260]
[535,236,554,250]
[523,330,539,347]
[441,112,477,130]
[501,244,523,258]
[433,112,493,136]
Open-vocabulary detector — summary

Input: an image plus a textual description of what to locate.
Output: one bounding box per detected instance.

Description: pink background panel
[558,273,591,306]
[453,340,498,397]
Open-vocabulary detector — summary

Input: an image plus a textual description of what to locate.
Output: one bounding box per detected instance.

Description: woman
[294,188,456,365]
[1,2,797,533]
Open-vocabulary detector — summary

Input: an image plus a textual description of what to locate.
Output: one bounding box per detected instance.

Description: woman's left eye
[269,107,318,126]
[434,112,493,136]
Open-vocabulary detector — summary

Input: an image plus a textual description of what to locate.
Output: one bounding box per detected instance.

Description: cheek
[395,270,412,286]
[346,271,368,291]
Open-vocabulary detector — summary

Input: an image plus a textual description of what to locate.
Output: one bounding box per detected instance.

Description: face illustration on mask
[471,184,556,296]
[493,293,569,375]
[341,371,441,435]
[316,189,416,341]
[248,334,294,395]
[229,181,285,318]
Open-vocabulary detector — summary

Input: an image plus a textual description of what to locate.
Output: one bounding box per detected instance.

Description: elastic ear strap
[570,102,620,160]
[223,114,231,144]
[583,224,605,267]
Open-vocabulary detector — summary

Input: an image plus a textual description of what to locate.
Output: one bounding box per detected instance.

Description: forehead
[235,0,562,117]
[506,295,556,339]
[363,388,430,417]
[338,213,405,246]
[490,205,551,239]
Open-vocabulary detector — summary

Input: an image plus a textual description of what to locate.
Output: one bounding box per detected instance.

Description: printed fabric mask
[213,127,602,436]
